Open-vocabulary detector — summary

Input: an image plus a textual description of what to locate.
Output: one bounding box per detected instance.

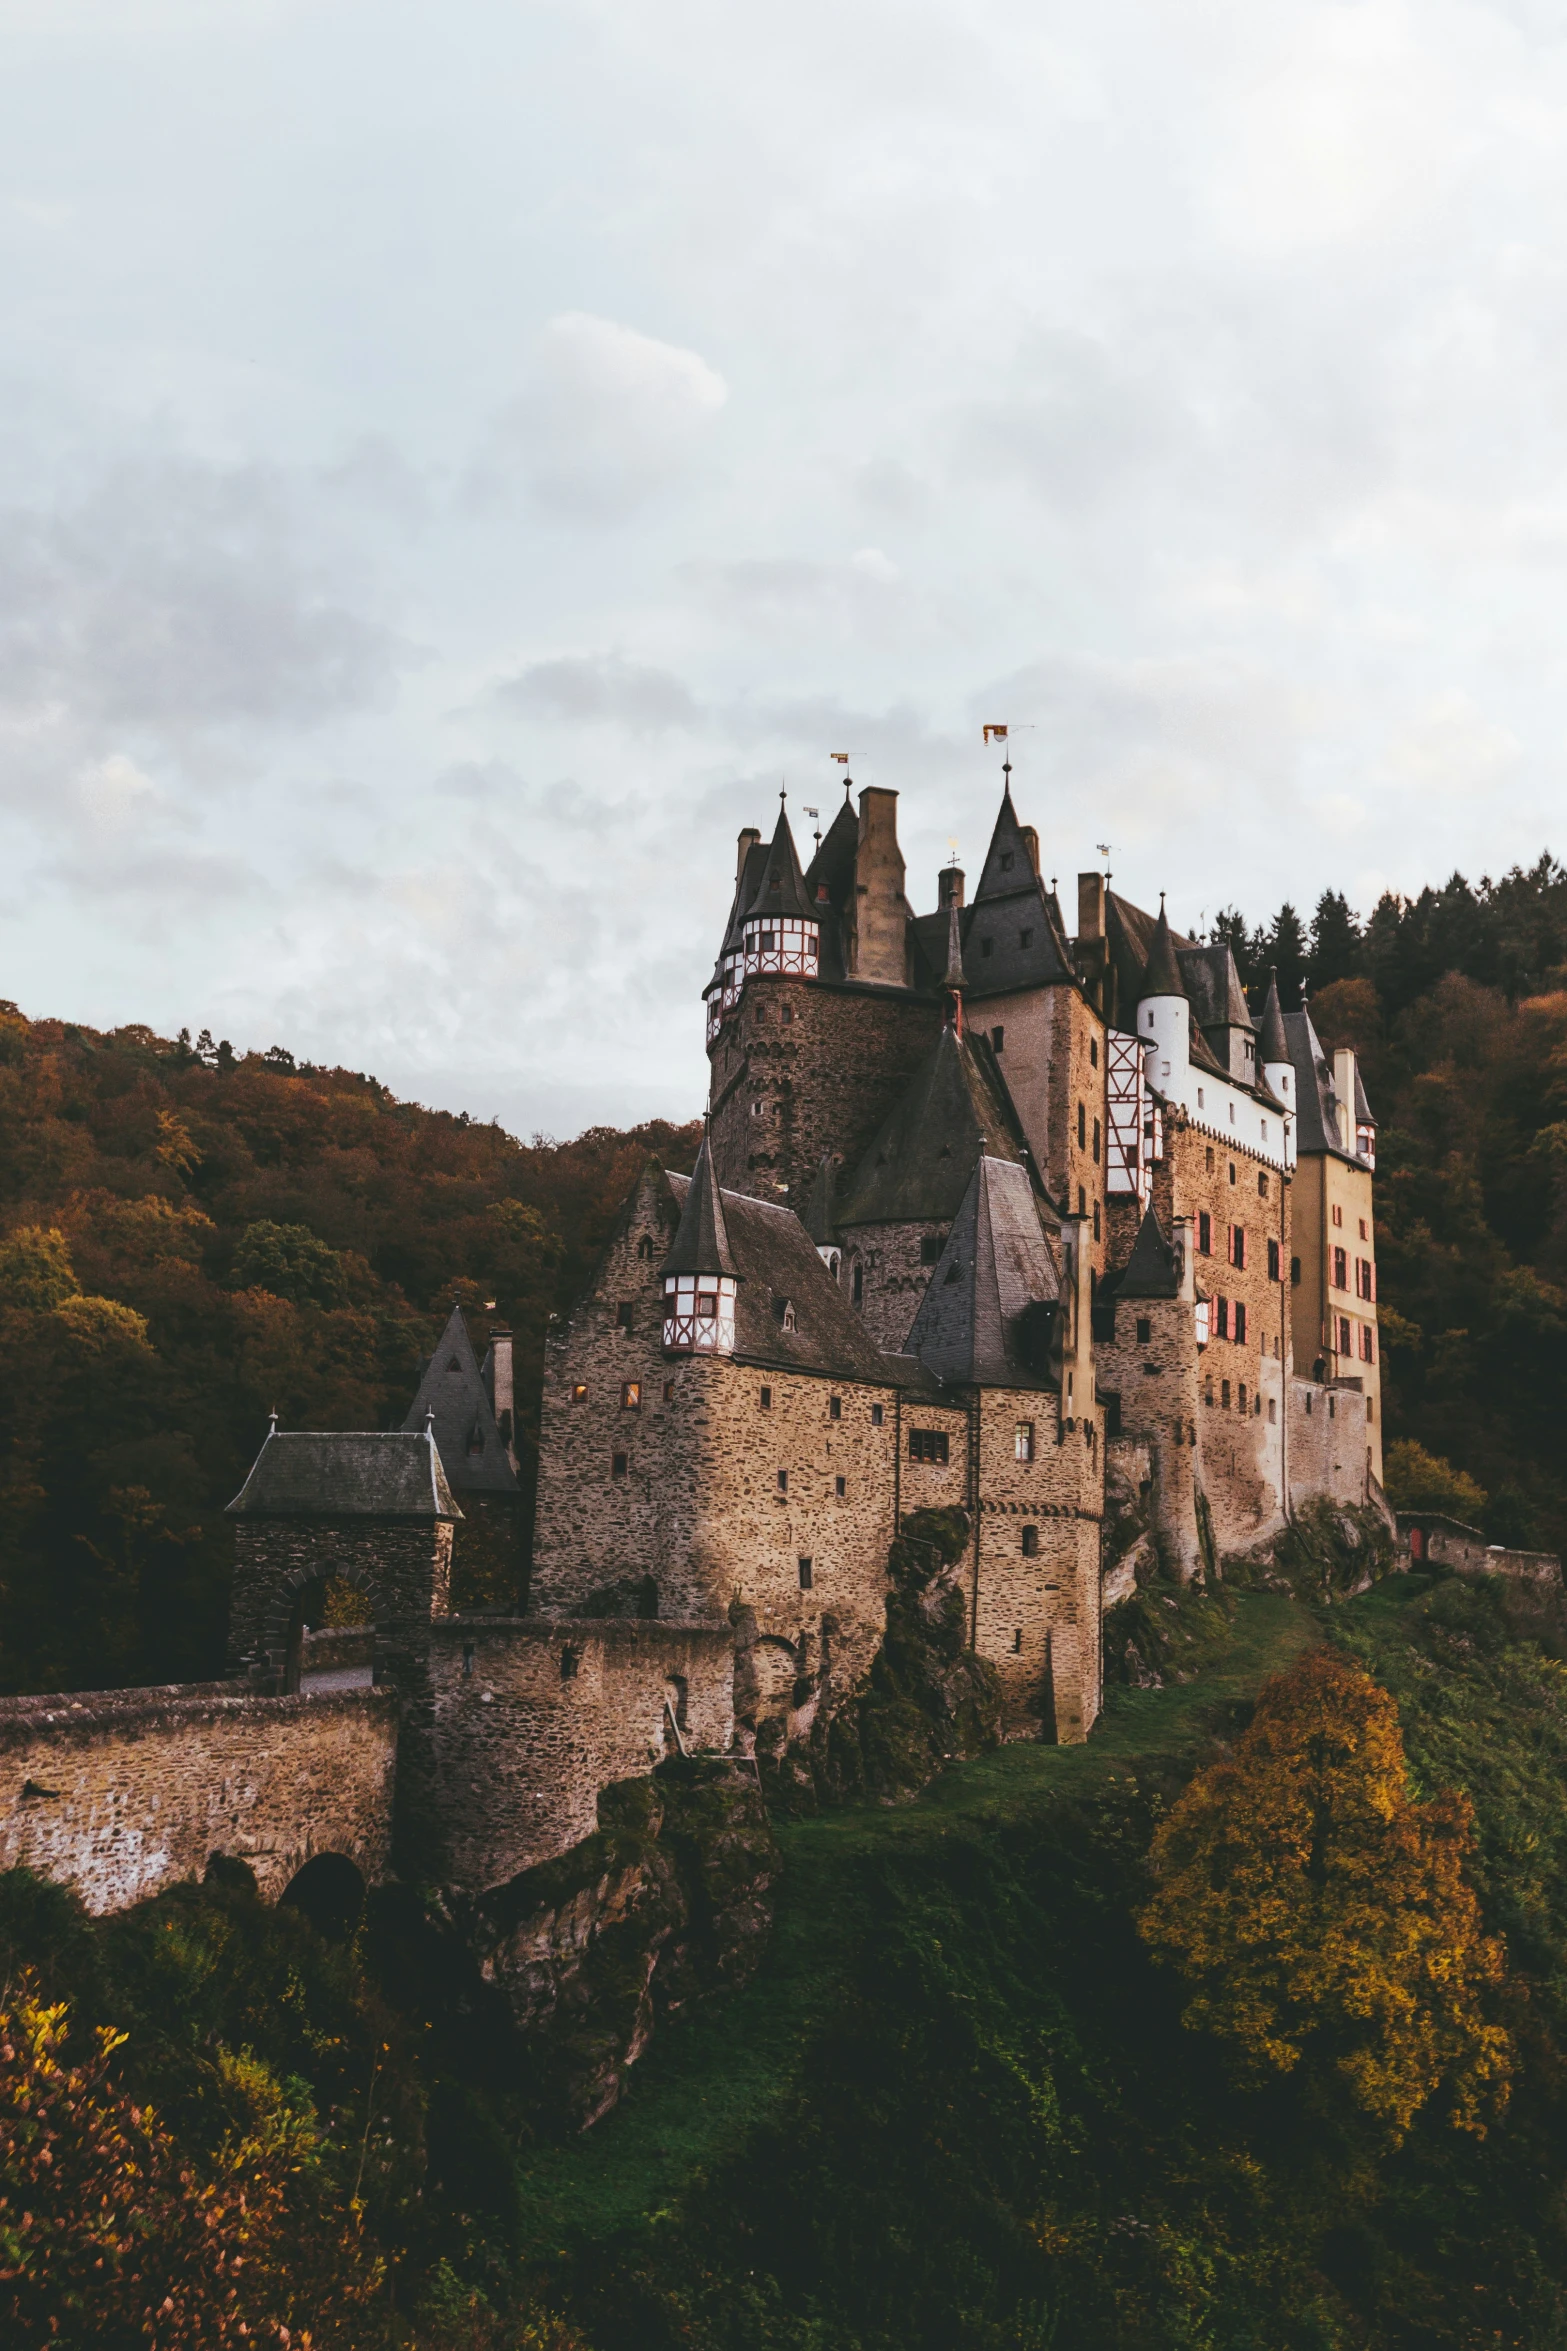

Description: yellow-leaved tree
[1139,1647,1511,2142]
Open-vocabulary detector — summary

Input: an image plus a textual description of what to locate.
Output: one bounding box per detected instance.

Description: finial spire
[268,1407,278,1436]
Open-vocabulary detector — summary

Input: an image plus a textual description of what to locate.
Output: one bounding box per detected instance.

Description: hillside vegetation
[0,1003,697,1693]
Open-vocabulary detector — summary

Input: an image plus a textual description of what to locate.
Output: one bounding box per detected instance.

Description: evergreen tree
[1262,903,1308,1006]
[1209,908,1262,989]
[1309,890,1363,991]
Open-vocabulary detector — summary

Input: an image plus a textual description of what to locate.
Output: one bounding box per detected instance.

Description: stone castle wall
[970,1386,1102,1740]
[708,974,940,1207]
[0,1683,397,1915]
[1286,1378,1373,1514]
[840,1218,946,1351]
[969,986,1108,1273]
[1096,1289,1203,1580]
[407,1618,734,1894]
[229,1517,454,1694]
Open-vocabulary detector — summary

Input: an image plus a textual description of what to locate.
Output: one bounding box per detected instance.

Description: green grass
[512,1590,1320,2252]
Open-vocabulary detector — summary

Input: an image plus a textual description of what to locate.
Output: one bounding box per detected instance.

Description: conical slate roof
[745,805,814,925]
[955,784,1075,995]
[662,1133,738,1277]
[837,1024,1026,1226]
[1258,969,1290,1064]
[1104,1206,1181,1300]
[403,1303,519,1497]
[906,1156,1060,1388]
[1139,901,1184,999]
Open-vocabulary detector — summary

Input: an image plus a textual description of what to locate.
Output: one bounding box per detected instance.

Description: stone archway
[260,1556,384,1690]
[280,1852,365,1942]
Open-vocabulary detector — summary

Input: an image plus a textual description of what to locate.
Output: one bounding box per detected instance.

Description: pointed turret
[402,1303,519,1496]
[660,1134,740,1353]
[1103,1205,1181,1300]
[953,777,1075,994]
[1257,968,1295,1163]
[740,802,820,979]
[906,1155,1060,1388]
[1136,897,1190,1097]
[705,826,767,1044]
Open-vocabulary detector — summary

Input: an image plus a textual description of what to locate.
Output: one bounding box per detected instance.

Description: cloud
[469,312,728,521]
[496,652,704,734]
[0,461,413,735]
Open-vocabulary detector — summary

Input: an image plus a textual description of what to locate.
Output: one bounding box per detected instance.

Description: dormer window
[773,1296,796,1332]
[816,883,829,902]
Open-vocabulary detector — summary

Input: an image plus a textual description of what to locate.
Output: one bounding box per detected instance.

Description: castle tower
[1136,901,1191,1097]
[1258,969,1297,1171]
[740,802,819,981]
[660,1132,740,1354]
[1098,1206,1204,1581]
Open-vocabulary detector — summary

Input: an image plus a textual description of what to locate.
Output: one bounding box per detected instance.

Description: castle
[0,768,1385,1931]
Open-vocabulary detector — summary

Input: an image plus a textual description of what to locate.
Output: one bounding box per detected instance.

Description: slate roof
[1282,1006,1376,1162]
[665,1170,914,1384]
[1140,902,1185,998]
[1258,970,1290,1065]
[744,806,815,926]
[837,1021,1029,1226]
[1103,1206,1182,1300]
[1176,942,1253,1033]
[402,1304,519,1497]
[706,832,768,997]
[800,796,859,982]
[801,1153,841,1248]
[228,1428,461,1518]
[905,1155,1061,1390]
[662,1134,738,1277]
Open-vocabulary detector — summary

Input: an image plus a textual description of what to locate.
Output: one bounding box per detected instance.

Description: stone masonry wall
[708,975,940,1208]
[970,1385,1102,1741]
[1096,1290,1203,1581]
[1286,1378,1372,1515]
[0,1684,397,1915]
[841,1218,948,1350]
[406,1618,734,1893]
[967,986,1108,1275]
[229,1517,454,1695]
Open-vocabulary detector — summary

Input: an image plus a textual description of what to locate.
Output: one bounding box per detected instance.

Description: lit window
[571,1383,587,1404]
[1015,1420,1035,1462]
[621,1382,641,1410]
[663,1379,675,1401]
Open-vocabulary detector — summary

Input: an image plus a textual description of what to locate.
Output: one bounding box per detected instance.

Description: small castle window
[1267,1238,1281,1282]
[462,1641,474,1678]
[1090,1037,1099,1067]
[1234,1302,1247,1343]
[1291,1256,1301,1286]
[663,1379,675,1401]
[1205,1146,1214,1172]
[1332,1204,1343,1227]
[561,1646,580,1680]
[637,1235,654,1260]
[778,1469,788,1492]
[829,1395,842,1421]
[943,1260,962,1284]
[696,1289,718,1319]
[992,1026,1005,1053]
[1258,1173,1269,1199]
[798,1556,813,1589]
[1221,1380,1231,1409]
[616,1302,635,1331]
[1238,1382,1248,1413]
[1359,1217,1368,1240]
[1077,1103,1086,1147]
[759,1386,772,1410]
[1230,1224,1246,1270]
[1013,1629,1023,1651]
[571,1383,587,1404]
[1215,1296,1230,1339]
[1198,1212,1212,1254]
[1092,1118,1100,1164]
[1136,1317,1151,1345]
[611,1452,628,1479]
[817,883,829,901]
[852,1260,863,1307]
[1078,1185,1086,1217]
[981,937,994,957]
[836,1475,846,1497]
[871,1403,884,1427]
[1228,1162,1236,1185]
[909,1429,949,1464]
[920,1233,945,1265]
[1021,1526,1039,1557]
[1268,1397,1277,1424]
[1015,1420,1035,1462]
[621,1382,641,1410]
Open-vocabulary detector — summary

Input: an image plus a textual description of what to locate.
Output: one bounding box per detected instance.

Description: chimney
[1077,871,1106,943]
[489,1325,516,1460]
[1331,1049,1358,1155]
[736,827,760,884]
[938,865,965,909]
[850,787,909,987]
[1019,823,1041,877]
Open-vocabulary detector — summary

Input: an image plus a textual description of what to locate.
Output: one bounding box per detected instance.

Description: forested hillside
[0,1004,698,1695]
[1225,854,1567,1559]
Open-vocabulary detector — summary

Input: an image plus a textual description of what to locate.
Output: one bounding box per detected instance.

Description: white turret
[1137,899,1189,1099]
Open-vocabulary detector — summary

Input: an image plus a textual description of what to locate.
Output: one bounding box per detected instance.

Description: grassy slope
[514,1591,1319,2253]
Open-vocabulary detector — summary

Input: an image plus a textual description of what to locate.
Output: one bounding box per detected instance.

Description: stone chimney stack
[1332,1048,1359,1155]
[735,827,761,883]
[490,1326,516,1464]
[1019,823,1041,877]
[937,865,965,909]
[850,787,909,987]
[1077,871,1106,943]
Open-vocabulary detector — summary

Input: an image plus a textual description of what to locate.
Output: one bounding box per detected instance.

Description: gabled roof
[662,1133,737,1277]
[905,1155,1061,1390]
[664,1171,905,1383]
[1176,942,1253,1033]
[1104,1206,1181,1300]
[228,1427,461,1518]
[744,806,814,926]
[1258,969,1290,1064]
[837,1023,1028,1226]
[1281,1006,1375,1162]
[402,1304,519,1496]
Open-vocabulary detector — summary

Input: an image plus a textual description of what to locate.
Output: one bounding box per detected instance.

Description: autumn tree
[1139,1647,1511,2142]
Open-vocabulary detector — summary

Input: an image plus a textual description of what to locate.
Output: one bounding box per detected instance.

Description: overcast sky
[3,0,1565,1134]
